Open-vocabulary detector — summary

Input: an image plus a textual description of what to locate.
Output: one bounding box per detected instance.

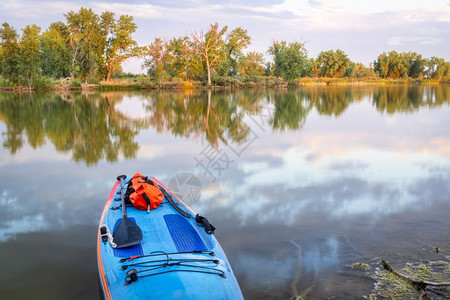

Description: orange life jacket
[126,173,164,212]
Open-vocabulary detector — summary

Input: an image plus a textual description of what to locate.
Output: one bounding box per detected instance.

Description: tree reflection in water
[0,85,448,165]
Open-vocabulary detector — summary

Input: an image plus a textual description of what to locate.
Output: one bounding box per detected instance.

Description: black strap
[140,176,155,186]
[195,214,216,234]
[142,192,151,206]
[142,192,151,212]
[158,186,192,218]
[124,187,134,204]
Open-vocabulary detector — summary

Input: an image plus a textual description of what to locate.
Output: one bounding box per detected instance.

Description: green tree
[0,22,20,84]
[374,52,389,78]
[221,27,251,76]
[268,41,310,82]
[18,24,42,87]
[313,49,350,78]
[425,57,449,80]
[374,51,409,78]
[238,51,265,76]
[309,58,317,77]
[404,52,425,79]
[264,62,274,76]
[267,40,285,78]
[191,23,228,86]
[444,62,450,80]
[346,62,376,78]
[166,36,192,79]
[40,22,71,79]
[97,11,115,79]
[65,7,102,80]
[104,14,138,81]
[143,37,170,81]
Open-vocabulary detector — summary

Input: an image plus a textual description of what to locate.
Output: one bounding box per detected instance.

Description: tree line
[0,7,449,88]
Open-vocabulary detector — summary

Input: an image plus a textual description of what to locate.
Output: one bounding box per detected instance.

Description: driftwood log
[381,259,450,299]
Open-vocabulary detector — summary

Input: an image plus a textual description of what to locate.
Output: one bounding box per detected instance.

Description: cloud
[91,3,166,19]
[195,146,450,226]
[2,0,447,29]
[0,0,449,72]
[388,36,444,46]
[307,0,322,7]
[0,1,79,20]
[0,214,48,242]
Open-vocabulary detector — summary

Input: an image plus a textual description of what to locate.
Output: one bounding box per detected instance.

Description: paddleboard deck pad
[97,175,243,300]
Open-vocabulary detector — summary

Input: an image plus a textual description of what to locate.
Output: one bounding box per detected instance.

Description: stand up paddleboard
[97,174,243,300]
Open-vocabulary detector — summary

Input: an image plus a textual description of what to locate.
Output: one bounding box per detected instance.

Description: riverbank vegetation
[1,7,449,90]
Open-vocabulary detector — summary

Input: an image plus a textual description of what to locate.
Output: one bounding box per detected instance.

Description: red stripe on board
[97,179,119,300]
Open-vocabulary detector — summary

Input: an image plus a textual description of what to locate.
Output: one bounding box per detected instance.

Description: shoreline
[0,77,447,92]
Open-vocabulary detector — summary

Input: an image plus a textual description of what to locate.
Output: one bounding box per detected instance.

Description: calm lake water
[0,85,449,299]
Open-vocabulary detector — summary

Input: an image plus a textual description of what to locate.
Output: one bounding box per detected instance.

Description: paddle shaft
[113,174,143,248]
[119,176,127,218]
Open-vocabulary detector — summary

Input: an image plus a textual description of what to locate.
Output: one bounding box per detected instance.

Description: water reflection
[0,85,449,299]
[145,89,254,146]
[0,92,143,164]
[0,86,448,165]
[373,84,450,113]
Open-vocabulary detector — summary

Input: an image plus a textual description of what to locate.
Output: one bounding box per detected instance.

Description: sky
[1,0,449,73]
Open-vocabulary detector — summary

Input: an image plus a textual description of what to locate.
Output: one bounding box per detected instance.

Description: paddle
[113,175,143,248]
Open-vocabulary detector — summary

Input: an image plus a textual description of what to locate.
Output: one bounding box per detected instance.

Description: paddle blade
[113,216,143,249]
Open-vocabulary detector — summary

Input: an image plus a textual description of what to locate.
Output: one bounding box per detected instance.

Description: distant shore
[0,77,447,92]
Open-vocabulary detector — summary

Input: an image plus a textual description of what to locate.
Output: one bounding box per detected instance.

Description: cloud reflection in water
[0,87,449,298]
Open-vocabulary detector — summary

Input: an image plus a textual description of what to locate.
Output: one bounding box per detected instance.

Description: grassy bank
[0,75,446,92]
[296,77,443,85]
